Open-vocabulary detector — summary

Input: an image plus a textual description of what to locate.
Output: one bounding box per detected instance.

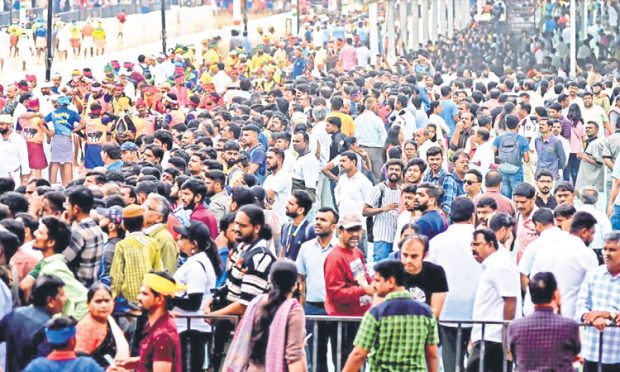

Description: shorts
[84,143,104,169]
[50,135,74,163]
[26,142,48,169]
[70,38,80,48]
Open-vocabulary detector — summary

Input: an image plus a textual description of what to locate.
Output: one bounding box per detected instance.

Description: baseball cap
[123,204,143,219]
[120,142,139,152]
[338,213,364,230]
[174,221,212,247]
[95,205,123,225]
[57,96,71,106]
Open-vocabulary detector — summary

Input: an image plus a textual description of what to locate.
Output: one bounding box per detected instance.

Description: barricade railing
[115,313,617,372]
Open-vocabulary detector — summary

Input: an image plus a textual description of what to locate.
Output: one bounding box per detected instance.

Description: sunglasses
[464,180,478,185]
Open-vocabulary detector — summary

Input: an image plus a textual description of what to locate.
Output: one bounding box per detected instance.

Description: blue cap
[95,205,123,225]
[57,96,71,106]
[120,142,139,151]
[45,325,76,345]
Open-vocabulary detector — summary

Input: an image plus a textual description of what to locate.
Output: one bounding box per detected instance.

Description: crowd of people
[0,2,619,372]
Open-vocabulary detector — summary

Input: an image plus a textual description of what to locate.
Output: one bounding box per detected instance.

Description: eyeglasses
[464,180,478,185]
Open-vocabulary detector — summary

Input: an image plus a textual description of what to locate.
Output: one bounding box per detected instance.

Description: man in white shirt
[291,131,320,202]
[334,151,372,218]
[578,187,611,254]
[355,42,371,67]
[264,147,292,222]
[0,114,30,185]
[353,97,387,179]
[582,92,611,137]
[390,95,416,140]
[394,184,417,243]
[212,62,232,95]
[519,209,598,318]
[468,228,519,372]
[427,197,482,371]
[470,128,495,175]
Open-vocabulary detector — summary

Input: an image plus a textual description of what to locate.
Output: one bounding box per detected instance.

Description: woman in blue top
[43,95,86,186]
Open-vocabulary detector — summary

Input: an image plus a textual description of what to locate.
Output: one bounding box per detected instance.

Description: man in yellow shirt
[326,96,355,136]
[248,44,273,73]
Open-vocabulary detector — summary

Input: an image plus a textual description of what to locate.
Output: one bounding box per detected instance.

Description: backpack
[497,133,522,174]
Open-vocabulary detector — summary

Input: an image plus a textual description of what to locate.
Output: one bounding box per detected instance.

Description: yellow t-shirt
[85,117,108,145]
[326,111,356,137]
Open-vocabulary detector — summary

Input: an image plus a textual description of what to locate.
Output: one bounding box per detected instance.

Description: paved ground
[0,8,292,84]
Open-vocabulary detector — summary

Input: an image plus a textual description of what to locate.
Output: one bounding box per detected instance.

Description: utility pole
[45,0,53,81]
[569,0,576,77]
[161,0,167,55]
[243,0,248,33]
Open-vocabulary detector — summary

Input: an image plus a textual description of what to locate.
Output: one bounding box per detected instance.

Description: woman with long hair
[75,283,129,368]
[565,103,585,184]
[384,124,404,154]
[172,221,223,372]
[224,259,306,372]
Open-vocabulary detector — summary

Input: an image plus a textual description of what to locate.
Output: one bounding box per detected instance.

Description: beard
[388,174,400,182]
[540,186,550,194]
[285,210,297,219]
[0,128,8,135]
[414,203,429,212]
[225,158,237,167]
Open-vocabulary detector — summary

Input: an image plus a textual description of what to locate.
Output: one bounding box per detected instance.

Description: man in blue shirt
[413,183,448,241]
[0,274,66,371]
[492,114,530,198]
[439,86,459,137]
[291,47,307,80]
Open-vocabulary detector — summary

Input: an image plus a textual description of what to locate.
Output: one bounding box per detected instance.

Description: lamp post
[161,0,167,55]
[243,0,248,33]
[45,0,53,81]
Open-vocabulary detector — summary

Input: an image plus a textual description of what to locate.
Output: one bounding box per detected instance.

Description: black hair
[231,186,257,208]
[291,190,313,216]
[250,260,298,363]
[476,196,497,210]
[181,179,207,203]
[426,146,443,159]
[205,170,226,186]
[135,181,158,198]
[0,219,24,245]
[373,259,405,286]
[535,169,554,180]
[31,274,65,307]
[123,216,144,233]
[219,212,236,233]
[513,183,536,198]
[43,191,66,214]
[532,208,555,226]
[0,177,15,194]
[154,129,174,150]
[41,216,72,253]
[86,282,113,303]
[466,169,483,183]
[489,212,515,232]
[569,211,597,235]
[238,205,272,241]
[102,142,122,160]
[15,212,39,236]
[449,197,475,223]
[553,203,576,218]
[0,230,20,261]
[473,228,499,250]
[66,186,94,213]
[0,192,29,216]
[554,181,575,194]
[406,158,427,174]
[529,272,557,305]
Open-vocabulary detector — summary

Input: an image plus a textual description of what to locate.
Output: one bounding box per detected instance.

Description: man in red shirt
[113,271,185,372]
[178,178,218,236]
[324,213,374,369]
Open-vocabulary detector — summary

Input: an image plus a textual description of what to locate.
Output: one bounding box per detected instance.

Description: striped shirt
[62,218,105,288]
[365,183,401,243]
[225,240,275,306]
[353,290,439,371]
[575,266,620,364]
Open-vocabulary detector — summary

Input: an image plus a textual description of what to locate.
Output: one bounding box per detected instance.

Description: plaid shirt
[62,218,105,288]
[353,290,439,371]
[575,266,620,364]
[110,232,163,303]
[508,307,580,370]
[422,168,457,214]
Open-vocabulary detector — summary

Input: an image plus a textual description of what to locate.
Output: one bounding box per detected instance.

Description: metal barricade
[114,313,617,372]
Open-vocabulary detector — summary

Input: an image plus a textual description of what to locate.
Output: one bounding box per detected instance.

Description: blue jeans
[611,205,620,230]
[303,303,336,372]
[373,241,394,263]
[500,169,523,198]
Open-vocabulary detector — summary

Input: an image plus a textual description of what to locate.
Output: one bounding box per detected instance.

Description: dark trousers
[304,302,337,372]
[439,325,472,372]
[180,330,209,372]
[211,319,234,371]
[563,153,580,184]
[466,341,512,372]
[584,361,620,372]
[339,321,360,369]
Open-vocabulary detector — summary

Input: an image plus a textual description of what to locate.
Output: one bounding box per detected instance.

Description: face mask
[0,128,9,135]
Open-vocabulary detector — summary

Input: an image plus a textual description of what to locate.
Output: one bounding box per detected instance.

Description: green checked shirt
[353,290,439,371]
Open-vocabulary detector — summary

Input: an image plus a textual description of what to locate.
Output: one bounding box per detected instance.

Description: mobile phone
[104,354,115,367]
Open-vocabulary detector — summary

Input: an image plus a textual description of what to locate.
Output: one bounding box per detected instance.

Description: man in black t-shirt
[394,234,449,318]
